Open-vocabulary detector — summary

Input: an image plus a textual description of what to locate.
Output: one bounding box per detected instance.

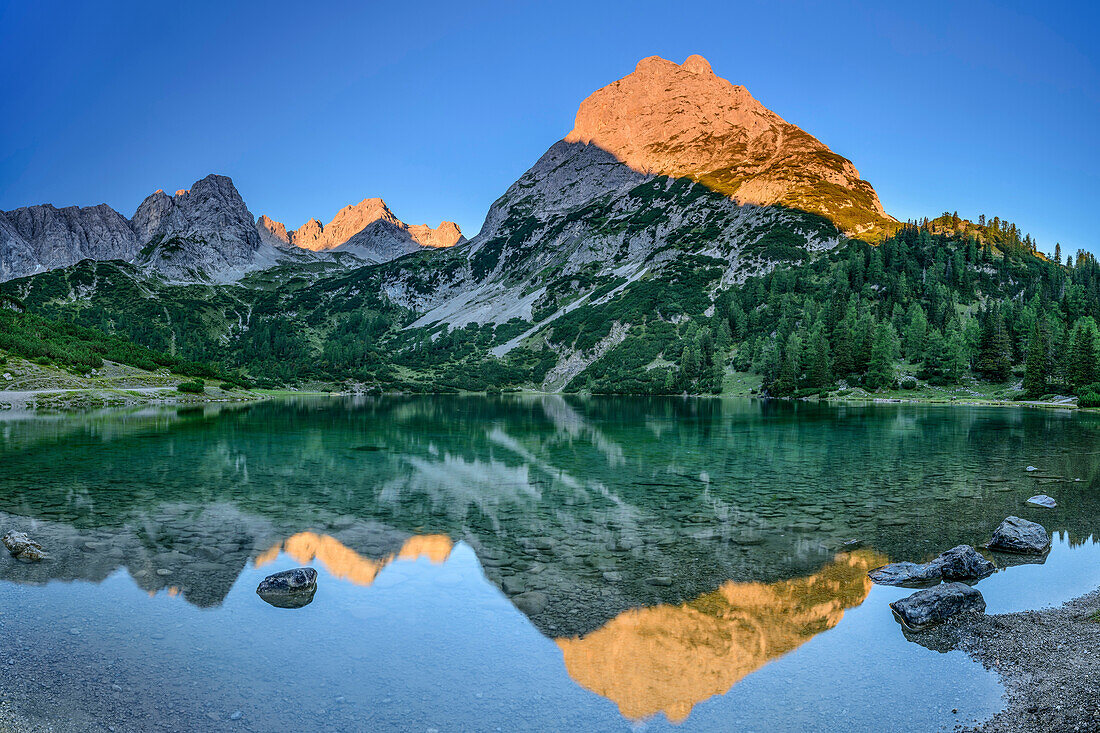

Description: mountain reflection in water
[256,532,454,585]
[0,396,1096,730]
[556,549,885,721]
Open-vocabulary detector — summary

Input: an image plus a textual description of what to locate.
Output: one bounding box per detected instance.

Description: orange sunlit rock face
[555,549,886,723]
[255,532,454,586]
[564,54,892,236]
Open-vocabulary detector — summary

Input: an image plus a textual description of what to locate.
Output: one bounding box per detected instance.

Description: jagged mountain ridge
[259,198,466,265]
[0,177,463,282]
[0,203,139,281]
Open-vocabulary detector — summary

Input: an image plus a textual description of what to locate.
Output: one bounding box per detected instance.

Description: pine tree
[975,306,1012,382]
[715,319,733,354]
[1068,317,1100,391]
[945,323,969,383]
[866,322,900,390]
[921,329,948,384]
[805,326,832,388]
[903,303,929,360]
[772,332,803,396]
[1024,314,1051,397]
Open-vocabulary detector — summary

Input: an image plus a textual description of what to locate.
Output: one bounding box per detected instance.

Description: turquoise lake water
[0,396,1097,731]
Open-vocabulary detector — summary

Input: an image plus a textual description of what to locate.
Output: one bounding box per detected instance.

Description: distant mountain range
[2,55,1084,398]
[0,175,463,282]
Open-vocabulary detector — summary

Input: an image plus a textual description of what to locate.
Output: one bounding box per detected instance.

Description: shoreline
[0,386,265,413]
[917,585,1100,733]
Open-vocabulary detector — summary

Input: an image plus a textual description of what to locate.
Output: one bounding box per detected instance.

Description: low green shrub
[1078,391,1100,408]
[177,380,205,394]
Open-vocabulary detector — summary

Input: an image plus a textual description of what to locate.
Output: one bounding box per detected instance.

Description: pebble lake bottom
[0,396,1097,732]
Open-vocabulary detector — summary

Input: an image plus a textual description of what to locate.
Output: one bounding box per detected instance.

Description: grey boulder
[988,516,1051,555]
[2,530,47,562]
[935,545,995,581]
[890,582,986,631]
[868,561,942,586]
[256,567,317,609]
[1026,494,1057,508]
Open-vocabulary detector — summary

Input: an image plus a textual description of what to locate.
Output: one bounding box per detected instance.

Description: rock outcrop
[565,55,894,236]
[936,544,995,581]
[0,203,139,281]
[132,174,264,280]
[890,582,986,631]
[2,530,47,562]
[868,560,943,586]
[988,516,1051,554]
[256,567,318,609]
[260,198,465,265]
[257,215,291,248]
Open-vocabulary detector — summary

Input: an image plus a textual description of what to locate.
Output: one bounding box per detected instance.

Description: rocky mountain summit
[132,174,267,280]
[0,203,139,281]
[259,198,465,265]
[565,55,893,236]
[1,177,463,282]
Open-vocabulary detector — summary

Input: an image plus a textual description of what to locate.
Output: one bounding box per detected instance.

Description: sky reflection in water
[0,396,1097,731]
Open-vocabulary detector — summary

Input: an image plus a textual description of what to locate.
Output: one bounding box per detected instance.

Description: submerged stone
[2,530,47,562]
[890,582,986,631]
[256,567,317,609]
[988,516,1051,555]
[868,561,941,586]
[935,545,995,581]
[1026,494,1057,508]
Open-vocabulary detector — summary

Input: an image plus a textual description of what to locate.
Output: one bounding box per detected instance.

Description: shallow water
[0,396,1097,731]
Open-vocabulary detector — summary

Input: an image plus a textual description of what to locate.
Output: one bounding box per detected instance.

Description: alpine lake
[1,396,1097,732]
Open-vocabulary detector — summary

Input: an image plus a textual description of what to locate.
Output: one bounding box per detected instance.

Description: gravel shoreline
[915,586,1100,733]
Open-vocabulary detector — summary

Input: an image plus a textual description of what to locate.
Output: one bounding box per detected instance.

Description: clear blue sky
[1,0,1097,255]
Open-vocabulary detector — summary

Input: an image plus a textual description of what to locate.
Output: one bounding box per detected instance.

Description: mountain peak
[566,54,891,235]
[680,54,713,75]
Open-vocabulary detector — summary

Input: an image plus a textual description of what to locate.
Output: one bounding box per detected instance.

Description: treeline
[714,219,1100,401]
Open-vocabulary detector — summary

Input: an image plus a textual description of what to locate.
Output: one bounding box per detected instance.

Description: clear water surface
[0,396,1097,732]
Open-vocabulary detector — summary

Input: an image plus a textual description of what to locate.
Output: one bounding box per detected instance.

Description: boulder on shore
[256,567,317,609]
[936,545,995,581]
[2,530,47,562]
[868,561,942,586]
[1026,494,1057,508]
[988,516,1051,555]
[890,582,986,631]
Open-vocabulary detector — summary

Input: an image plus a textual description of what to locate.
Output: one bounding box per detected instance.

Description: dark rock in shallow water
[868,560,942,586]
[936,545,995,581]
[2,530,47,562]
[1026,494,1057,508]
[256,568,317,609]
[890,582,986,631]
[988,516,1051,555]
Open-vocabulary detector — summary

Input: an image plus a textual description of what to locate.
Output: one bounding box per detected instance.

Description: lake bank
[919,586,1100,733]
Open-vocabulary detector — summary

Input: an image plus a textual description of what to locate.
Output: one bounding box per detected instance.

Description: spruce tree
[904,303,929,360]
[866,322,900,390]
[772,332,803,396]
[805,326,832,388]
[1024,314,1050,397]
[1069,317,1100,391]
[975,306,1013,381]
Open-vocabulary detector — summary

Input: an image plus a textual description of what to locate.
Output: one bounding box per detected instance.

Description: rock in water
[1027,494,1057,508]
[256,567,317,609]
[868,561,942,586]
[988,516,1051,554]
[890,582,986,631]
[2,530,47,562]
[935,545,995,581]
